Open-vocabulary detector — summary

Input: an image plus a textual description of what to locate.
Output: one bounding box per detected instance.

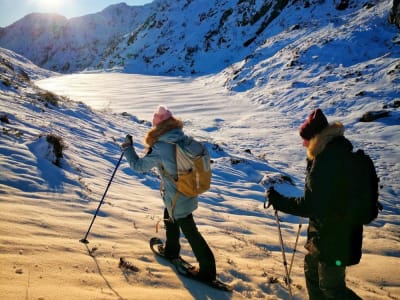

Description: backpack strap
[159,162,177,184]
[157,140,178,180]
[170,191,179,218]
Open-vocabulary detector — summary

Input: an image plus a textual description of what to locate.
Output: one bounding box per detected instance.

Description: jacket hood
[144,117,184,147]
[307,121,350,160]
[159,128,185,143]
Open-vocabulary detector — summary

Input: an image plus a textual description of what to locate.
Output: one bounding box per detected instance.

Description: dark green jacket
[274,122,363,266]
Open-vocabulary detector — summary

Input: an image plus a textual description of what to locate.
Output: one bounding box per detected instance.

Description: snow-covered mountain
[0,3,150,72]
[1,0,398,79]
[0,0,332,75]
[109,0,292,75]
[1,0,399,80]
[2,0,284,74]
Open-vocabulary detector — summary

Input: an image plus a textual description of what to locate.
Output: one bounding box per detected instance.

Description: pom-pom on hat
[152,105,173,127]
[299,108,329,140]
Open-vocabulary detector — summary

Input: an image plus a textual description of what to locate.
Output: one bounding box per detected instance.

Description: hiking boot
[336,0,349,10]
[197,272,216,282]
[389,10,396,24]
[158,244,179,259]
[183,266,215,282]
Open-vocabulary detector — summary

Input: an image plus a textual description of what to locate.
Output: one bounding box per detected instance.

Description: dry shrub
[46,134,65,166]
[40,91,59,106]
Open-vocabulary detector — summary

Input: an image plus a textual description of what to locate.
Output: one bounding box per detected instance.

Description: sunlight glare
[33,0,66,12]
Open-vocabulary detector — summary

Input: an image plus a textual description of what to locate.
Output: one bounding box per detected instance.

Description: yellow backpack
[174,140,211,196]
[162,137,211,198]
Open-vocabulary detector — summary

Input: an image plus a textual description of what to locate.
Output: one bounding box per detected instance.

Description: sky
[0,0,153,27]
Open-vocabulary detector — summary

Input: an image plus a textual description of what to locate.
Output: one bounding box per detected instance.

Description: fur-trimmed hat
[152,105,173,127]
[299,108,329,140]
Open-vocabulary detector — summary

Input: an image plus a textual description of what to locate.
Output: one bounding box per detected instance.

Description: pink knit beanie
[152,105,173,127]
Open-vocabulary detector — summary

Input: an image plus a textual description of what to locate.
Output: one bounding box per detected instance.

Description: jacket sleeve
[124,146,160,173]
[272,179,334,218]
[273,194,311,217]
[273,155,341,218]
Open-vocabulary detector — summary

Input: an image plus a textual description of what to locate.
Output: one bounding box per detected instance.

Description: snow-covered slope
[0,47,55,80]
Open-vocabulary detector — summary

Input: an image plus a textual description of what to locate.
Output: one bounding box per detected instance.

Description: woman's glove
[121,134,133,151]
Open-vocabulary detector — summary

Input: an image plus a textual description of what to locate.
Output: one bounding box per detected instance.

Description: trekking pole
[288,218,302,278]
[275,210,293,300]
[80,152,124,244]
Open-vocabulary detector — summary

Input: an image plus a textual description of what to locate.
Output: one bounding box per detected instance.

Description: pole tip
[79,238,89,244]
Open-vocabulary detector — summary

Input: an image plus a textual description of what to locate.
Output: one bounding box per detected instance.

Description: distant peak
[23,12,67,21]
[11,12,68,27]
[102,2,130,11]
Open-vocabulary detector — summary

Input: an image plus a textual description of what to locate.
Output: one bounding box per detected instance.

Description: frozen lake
[36,73,244,122]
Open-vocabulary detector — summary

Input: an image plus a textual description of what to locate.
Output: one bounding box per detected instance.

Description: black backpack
[344,149,383,224]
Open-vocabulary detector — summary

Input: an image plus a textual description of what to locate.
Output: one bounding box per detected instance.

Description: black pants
[389,0,400,27]
[304,253,362,300]
[393,0,400,12]
[163,208,216,281]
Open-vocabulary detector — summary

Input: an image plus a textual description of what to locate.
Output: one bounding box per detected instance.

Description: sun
[33,0,66,12]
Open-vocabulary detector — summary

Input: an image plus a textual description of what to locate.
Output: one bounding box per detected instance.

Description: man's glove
[121,134,133,151]
[265,186,284,209]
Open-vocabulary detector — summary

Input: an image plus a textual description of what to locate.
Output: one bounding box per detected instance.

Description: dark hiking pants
[304,253,362,300]
[389,0,400,27]
[163,208,216,281]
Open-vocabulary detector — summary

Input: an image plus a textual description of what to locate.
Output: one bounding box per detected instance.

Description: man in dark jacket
[266,108,362,299]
